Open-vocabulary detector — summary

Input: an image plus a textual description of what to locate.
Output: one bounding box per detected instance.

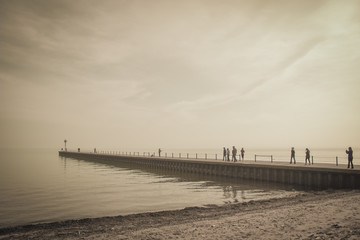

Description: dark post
[336,156,338,166]
[271,155,273,163]
[312,156,314,165]
[255,154,256,162]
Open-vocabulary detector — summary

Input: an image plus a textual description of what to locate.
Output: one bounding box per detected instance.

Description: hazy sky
[0,0,359,150]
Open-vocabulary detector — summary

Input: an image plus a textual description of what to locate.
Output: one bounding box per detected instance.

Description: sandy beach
[1,190,359,240]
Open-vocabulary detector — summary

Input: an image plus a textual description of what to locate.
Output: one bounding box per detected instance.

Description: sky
[0,0,359,150]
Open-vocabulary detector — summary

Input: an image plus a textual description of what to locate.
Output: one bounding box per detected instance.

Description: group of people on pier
[222,146,245,162]
[158,146,354,169]
[289,147,354,168]
[289,147,311,165]
[220,146,354,169]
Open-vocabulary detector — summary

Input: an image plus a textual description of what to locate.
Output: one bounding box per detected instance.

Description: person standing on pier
[241,148,245,161]
[223,147,226,161]
[158,148,162,157]
[226,148,230,161]
[346,147,354,169]
[305,148,311,165]
[290,147,296,164]
[232,146,237,162]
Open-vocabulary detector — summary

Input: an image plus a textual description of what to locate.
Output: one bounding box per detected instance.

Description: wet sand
[1,190,359,239]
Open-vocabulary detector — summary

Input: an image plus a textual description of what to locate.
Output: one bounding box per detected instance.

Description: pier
[59,151,360,189]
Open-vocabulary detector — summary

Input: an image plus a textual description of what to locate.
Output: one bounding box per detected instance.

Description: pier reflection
[59,155,304,203]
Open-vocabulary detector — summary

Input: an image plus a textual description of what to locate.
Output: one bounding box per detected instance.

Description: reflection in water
[62,156,66,172]
[63,155,303,204]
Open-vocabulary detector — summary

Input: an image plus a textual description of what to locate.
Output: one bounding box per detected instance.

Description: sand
[1,190,359,240]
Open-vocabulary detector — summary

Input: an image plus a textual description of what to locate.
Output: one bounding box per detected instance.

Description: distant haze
[0,0,359,150]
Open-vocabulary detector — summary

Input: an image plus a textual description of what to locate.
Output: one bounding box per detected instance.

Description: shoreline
[1,190,359,239]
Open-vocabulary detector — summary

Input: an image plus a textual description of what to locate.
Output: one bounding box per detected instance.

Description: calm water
[0,148,326,228]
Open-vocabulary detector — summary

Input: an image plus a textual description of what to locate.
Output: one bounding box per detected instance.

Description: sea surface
[0,147,356,228]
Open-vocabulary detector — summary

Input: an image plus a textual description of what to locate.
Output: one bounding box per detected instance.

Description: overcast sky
[0,0,359,150]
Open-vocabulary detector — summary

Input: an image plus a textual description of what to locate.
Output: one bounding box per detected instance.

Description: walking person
[290,147,296,164]
[305,148,311,165]
[241,148,245,161]
[232,146,237,162]
[226,148,230,161]
[223,147,226,161]
[346,147,354,169]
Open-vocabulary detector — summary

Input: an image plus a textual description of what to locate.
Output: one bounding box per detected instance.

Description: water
[0,148,345,228]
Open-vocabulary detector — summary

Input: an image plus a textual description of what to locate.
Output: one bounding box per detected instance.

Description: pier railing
[63,149,356,167]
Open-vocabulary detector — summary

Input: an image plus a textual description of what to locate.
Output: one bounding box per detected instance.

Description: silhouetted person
[290,147,296,164]
[241,148,245,161]
[94,148,97,153]
[158,148,162,157]
[226,148,230,161]
[223,147,226,161]
[232,146,237,162]
[346,147,354,169]
[305,148,311,165]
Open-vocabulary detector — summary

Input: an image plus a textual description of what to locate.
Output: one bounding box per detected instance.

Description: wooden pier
[59,151,360,189]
